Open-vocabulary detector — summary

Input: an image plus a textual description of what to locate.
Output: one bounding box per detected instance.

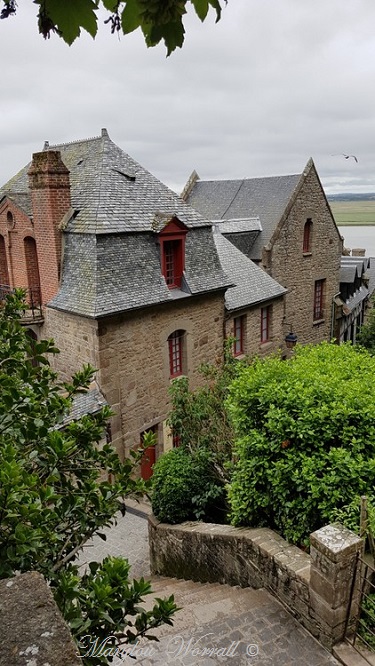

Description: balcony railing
[0,284,43,322]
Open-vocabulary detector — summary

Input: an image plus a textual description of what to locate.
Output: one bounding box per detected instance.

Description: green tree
[0,290,177,665]
[167,342,239,485]
[0,0,226,54]
[357,302,375,354]
[227,342,375,546]
[151,344,241,524]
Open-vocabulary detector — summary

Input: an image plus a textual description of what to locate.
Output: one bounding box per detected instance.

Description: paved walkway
[78,505,340,666]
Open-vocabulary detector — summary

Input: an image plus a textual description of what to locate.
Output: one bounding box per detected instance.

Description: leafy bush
[357,299,375,354]
[0,291,177,664]
[151,447,226,524]
[227,342,375,546]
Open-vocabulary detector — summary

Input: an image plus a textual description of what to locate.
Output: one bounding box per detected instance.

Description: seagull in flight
[331,153,358,163]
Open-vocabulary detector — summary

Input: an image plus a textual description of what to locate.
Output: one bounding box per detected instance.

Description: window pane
[168,330,184,376]
[314,280,324,320]
[233,317,244,355]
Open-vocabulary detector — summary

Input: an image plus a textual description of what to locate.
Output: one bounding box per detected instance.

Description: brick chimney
[28,150,71,304]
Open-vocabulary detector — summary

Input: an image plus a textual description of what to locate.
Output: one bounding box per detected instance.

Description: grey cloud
[1,0,375,195]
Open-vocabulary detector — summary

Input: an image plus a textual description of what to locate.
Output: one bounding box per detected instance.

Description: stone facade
[266,164,343,345]
[95,292,225,459]
[225,296,285,359]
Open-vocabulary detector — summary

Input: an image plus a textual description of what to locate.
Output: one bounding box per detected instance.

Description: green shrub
[151,448,226,524]
[227,342,375,546]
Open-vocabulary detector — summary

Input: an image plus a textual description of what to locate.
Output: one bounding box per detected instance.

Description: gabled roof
[186,172,301,261]
[0,129,211,235]
[340,256,370,282]
[213,230,286,312]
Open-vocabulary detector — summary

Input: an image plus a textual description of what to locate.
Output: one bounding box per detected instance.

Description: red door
[140,444,156,480]
[140,427,157,480]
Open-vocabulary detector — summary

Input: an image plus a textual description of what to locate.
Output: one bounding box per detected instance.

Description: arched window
[168,330,186,377]
[24,237,41,305]
[0,235,10,286]
[303,218,313,254]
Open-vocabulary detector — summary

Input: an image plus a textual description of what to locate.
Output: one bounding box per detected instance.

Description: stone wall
[225,296,285,358]
[149,517,363,649]
[97,292,225,459]
[0,572,80,666]
[266,163,343,346]
[44,307,99,381]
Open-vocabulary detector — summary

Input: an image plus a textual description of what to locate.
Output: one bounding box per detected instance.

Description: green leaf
[191,0,209,21]
[43,0,98,44]
[121,0,142,35]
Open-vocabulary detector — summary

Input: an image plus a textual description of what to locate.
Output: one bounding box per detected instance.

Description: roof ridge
[198,173,301,184]
[45,133,103,151]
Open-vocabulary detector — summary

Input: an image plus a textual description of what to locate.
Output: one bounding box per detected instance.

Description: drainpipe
[330,292,341,342]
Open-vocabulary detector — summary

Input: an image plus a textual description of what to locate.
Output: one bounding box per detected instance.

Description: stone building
[184,159,343,346]
[0,130,235,466]
[0,132,344,469]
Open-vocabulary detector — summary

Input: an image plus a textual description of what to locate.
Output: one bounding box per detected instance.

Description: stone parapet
[0,572,80,666]
[148,516,364,650]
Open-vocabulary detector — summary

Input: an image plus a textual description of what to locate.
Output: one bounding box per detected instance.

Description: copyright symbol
[246,644,259,656]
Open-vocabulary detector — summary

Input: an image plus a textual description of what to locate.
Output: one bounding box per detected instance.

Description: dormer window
[159,218,188,290]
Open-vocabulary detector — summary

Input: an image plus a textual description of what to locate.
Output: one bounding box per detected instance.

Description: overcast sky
[1,0,375,194]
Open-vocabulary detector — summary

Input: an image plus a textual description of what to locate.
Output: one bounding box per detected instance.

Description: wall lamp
[284,330,298,349]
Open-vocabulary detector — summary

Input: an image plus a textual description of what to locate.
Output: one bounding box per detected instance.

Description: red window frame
[168,330,184,377]
[233,316,244,356]
[261,306,270,343]
[303,219,312,253]
[159,219,187,290]
[314,279,325,321]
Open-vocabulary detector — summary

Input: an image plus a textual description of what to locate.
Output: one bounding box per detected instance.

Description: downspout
[331,292,341,342]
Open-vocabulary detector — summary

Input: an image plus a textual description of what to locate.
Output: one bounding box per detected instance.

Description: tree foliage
[0,0,226,54]
[151,446,226,523]
[151,345,240,524]
[227,342,375,546]
[167,343,238,485]
[0,290,177,664]
[357,302,375,354]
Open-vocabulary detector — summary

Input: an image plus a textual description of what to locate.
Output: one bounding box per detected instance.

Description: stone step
[142,575,270,640]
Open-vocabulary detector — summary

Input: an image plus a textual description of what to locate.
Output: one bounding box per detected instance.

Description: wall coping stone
[0,572,80,666]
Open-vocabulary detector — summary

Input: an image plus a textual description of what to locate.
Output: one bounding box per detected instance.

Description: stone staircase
[112,576,267,664]
[111,576,340,665]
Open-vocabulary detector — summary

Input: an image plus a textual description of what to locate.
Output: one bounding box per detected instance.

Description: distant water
[338,226,375,257]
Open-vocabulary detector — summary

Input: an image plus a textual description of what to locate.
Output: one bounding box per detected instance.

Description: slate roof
[0,129,230,317]
[55,384,108,428]
[50,226,229,317]
[213,230,286,312]
[340,256,370,282]
[342,285,369,313]
[1,129,211,234]
[186,173,302,261]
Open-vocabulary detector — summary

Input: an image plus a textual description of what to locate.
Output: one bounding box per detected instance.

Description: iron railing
[345,555,375,664]
[0,284,43,321]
